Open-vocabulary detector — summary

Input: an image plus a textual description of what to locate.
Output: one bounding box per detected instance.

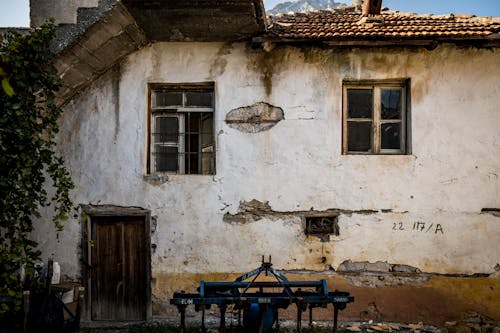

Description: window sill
[343,153,409,156]
[143,173,216,185]
[143,174,169,185]
[341,154,416,160]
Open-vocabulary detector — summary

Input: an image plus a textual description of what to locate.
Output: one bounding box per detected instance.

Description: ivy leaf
[1,78,14,96]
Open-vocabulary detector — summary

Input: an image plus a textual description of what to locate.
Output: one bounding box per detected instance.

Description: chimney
[362,0,382,16]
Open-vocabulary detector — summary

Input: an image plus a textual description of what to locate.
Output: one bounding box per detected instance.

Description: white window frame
[342,80,408,155]
[151,113,185,174]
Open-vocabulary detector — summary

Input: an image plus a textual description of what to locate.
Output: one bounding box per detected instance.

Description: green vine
[0,23,75,317]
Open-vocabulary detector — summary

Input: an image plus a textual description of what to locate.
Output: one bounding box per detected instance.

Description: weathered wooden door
[91,216,147,320]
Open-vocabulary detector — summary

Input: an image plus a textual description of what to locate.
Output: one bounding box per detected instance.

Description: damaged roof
[267,6,500,45]
[121,0,266,41]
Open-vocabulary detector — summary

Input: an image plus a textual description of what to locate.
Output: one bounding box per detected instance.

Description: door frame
[81,205,152,322]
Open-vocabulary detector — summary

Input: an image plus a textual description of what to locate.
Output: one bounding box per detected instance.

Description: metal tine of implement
[274,307,280,331]
[202,306,206,332]
[218,304,227,333]
[297,301,302,333]
[179,305,186,333]
[258,305,265,333]
[309,305,313,329]
[333,305,339,333]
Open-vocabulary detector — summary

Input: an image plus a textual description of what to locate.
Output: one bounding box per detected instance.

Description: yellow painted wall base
[152,272,500,326]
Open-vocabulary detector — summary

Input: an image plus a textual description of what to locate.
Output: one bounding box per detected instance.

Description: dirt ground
[81,312,500,333]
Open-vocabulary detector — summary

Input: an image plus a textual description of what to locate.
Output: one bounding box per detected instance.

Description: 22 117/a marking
[392,221,444,234]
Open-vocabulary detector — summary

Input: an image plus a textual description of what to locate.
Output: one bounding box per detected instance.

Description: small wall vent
[305,216,339,242]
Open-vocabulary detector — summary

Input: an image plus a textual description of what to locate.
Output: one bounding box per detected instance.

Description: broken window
[149,83,215,175]
[343,80,409,154]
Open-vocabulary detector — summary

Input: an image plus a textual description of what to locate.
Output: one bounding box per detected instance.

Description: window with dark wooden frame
[148,83,215,175]
[343,80,409,155]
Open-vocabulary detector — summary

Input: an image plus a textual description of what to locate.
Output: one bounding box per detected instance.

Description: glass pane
[185,92,213,107]
[381,89,402,120]
[155,117,178,143]
[201,114,214,175]
[348,121,372,152]
[155,91,182,107]
[381,123,401,150]
[186,136,199,174]
[201,113,213,148]
[188,112,201,133]
[201,147,213,175]
[348,89,373,118]
[155,146,178,172]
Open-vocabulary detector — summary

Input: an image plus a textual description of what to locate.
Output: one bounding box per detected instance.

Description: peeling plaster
[225,102,284,133]
[223,199,380,224]
[337,260,421,274]
[481,208,500,217]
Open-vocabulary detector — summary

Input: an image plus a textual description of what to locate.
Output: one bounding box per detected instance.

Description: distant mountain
[268,0,348,15]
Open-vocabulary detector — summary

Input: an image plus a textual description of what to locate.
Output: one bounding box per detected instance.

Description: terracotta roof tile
[267,7,500,41]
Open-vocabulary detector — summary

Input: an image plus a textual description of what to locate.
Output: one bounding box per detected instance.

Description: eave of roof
[52,2,147,106]
[121,0,266,42]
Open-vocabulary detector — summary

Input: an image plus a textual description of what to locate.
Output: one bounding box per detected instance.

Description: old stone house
[28,0,500,326]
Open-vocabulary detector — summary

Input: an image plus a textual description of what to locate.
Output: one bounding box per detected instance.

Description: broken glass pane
[348,121,372,152]
[381,89,401,120]
[348,89,373,118]
[185,92,213,107]
[155,116,178,143]
[201,148,213,175]
[201,114,214,175]
[155,146,178,172]
[155,91,182,107]
[381,123,401,150]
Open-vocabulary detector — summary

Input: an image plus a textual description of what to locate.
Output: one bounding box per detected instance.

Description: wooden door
[91,216,147,321]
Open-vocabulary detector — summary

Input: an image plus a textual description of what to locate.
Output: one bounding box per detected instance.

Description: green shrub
[0,22,75,319]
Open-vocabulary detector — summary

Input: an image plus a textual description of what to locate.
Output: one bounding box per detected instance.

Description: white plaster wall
[33,42,500,279]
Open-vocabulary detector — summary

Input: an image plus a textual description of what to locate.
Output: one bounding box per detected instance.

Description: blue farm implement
[170,256,354,332]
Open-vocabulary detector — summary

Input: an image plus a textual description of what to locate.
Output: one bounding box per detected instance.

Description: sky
[0,0,29,27]
[1,0,500,27]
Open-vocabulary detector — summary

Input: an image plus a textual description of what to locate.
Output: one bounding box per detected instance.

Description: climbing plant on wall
[0,23,75,317]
